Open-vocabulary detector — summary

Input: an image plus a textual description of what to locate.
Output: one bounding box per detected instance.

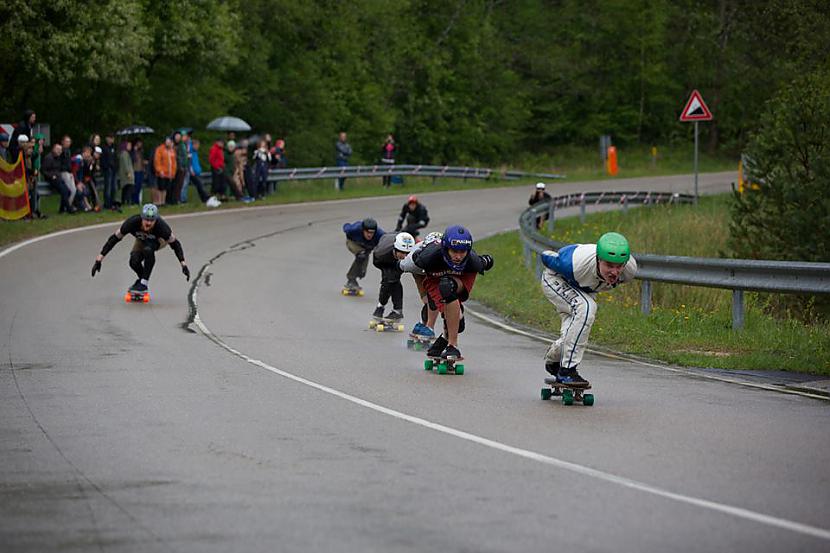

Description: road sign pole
[694,121,699,204]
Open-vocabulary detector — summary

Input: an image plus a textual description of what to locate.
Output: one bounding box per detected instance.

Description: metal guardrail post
[580,194,586,224]
[523,242,531,268]
[535,253,543,280]
[546,201,555,233]
[622,194,628,214]
[732,290,745,330]
[640,279,652,315]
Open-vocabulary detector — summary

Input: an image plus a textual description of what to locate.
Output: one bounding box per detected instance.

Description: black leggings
[377,265,403,310]
[129,244,156,280]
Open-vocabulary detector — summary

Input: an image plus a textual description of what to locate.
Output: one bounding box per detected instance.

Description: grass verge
[0,145,735,249]
[474,197,830,375]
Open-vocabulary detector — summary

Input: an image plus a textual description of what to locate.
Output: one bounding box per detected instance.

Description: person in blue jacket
[343,217,384,290]
[539,232,638,388]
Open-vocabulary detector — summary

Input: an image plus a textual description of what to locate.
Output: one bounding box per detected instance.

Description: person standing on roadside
[101,134,118,210]
[209,138,226,199]
[43,143,72,213]
[380,134,396,187]
[335,131,352,191]
[153,136,176,206]
[188,138,210,203]
[178,132,193,203]
[59,135,78,211]
[8,109,36,162]
[118,140,135,207]
[131,138,146,204]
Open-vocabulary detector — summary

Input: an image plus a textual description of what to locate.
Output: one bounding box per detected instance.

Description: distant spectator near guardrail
[335,131,352,191]
[132,138,146,205]
[118,140,135,207]
[528,182,552,229]
[380,134,396,187]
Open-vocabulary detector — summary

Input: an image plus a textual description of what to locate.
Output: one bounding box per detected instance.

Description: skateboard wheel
[414,343,423,351]
[143,294,150,303]
[369,320,376,329]
[454,363,464,376]
[562,389,574,406]
[406,339,414,348]
[376,324,384,332]
[424,359,434,371]
[541,388,552,401]
[358,289,364,296]
[437,362,448,375]
[397,324,405,332]
[124,293,131,303]
[341,289,348,296]
[582,393,594,406]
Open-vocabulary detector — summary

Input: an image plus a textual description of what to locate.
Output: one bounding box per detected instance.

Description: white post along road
[3,172,830,552]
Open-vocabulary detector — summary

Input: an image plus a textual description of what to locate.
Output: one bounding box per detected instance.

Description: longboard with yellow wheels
[341,286,364,297]
[368,317,405,332]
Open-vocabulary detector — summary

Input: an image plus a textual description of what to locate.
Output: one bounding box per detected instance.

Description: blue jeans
[132,171,144,204]
[336,158,348,190]
[103,167,117,208]
[179,170,191,203]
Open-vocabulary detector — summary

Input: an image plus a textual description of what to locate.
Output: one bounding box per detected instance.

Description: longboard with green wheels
[406,334,433,351]
[423,355,465,375]
[541,376,594,406]
[368,317,405,332]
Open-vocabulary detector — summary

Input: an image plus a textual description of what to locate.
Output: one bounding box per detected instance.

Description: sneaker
[387,310,404,321]
[411,322,431,337]
[556,366,590,388]
[133,282,148,292]
[242,196,254,203]
[545,361,560,376]
[372,306,385,318]
[345,279,359,289]
[131,279,142,290]
[442,344,462,360]
[426,335,448,357]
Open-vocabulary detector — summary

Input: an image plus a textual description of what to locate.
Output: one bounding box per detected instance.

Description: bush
[729,67,830,321]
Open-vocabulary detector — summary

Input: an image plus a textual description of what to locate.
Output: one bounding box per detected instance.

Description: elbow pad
[170,240,185,262]
[100,234,121,256]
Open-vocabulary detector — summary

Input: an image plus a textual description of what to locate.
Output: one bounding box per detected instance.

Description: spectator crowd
[2,108,404,220]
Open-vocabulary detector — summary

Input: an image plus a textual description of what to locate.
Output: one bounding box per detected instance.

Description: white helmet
[424,231,443,245]
[394,232,416,253]
[536,182,546,190]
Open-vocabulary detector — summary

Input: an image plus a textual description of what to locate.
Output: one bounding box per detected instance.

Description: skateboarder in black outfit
[91,203,190,292]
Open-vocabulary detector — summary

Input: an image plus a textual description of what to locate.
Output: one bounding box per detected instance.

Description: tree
[728,66,830,318]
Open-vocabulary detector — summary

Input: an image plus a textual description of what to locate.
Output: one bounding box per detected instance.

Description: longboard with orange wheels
[124,288,150,303]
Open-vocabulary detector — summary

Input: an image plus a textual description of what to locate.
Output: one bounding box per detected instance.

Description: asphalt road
[3,172,830,552]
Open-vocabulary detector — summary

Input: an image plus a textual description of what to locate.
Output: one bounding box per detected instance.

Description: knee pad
[438,275,459,303]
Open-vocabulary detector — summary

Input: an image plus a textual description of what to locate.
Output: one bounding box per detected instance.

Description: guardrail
[36,164,564,196]
[520,193,830,329]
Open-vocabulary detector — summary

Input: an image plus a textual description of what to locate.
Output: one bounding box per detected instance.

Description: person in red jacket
[209,139,226,199]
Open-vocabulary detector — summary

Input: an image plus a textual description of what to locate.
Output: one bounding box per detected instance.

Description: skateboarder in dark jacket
[91,203,190,292]
[400,225,494,359]
[371,232,415,321]
[395,195,429,238]
[343,217,384,290]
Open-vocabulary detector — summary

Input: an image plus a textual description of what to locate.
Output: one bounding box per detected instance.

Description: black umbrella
[116,125,155,136]
[206,116,251,132]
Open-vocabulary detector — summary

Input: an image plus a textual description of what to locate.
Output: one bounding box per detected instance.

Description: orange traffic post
[606,146,618,176]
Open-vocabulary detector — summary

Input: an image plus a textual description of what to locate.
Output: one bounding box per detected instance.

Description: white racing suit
[540,244,637,369]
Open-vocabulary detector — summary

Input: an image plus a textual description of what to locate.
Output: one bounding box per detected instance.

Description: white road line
[465,307,829,401]
[192,300,830,541]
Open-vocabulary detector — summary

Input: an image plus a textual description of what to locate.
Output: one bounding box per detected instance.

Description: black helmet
[362,218,378,231]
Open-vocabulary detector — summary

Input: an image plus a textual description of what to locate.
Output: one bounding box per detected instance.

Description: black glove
[479,254,494,274]
[182,264,190,281]
[91,259,102,277]
[395,225,402,232]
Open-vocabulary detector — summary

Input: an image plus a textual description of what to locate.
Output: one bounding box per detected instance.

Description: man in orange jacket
[153,136,176,206]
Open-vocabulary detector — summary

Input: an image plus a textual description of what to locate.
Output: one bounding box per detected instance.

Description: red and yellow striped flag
[0,153,31,220]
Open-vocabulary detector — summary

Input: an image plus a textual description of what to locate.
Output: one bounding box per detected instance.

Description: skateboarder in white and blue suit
[540,232,637,388]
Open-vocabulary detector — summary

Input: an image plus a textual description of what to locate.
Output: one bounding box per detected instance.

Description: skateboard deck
[406,333,433,351]
[368,317,405,332]
[424,355,465,375]
[124,289,150,303]
[541,376,594,406]
[341,286,364,297]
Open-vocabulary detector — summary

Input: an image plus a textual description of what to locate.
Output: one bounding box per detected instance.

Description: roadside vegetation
[474,195,830,375]
[0,147,735,248]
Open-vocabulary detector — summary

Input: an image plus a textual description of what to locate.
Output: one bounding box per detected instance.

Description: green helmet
[596,232,630,263]
[141,203,159,221]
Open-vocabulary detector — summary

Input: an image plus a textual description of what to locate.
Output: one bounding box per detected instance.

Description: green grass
[0,145,735,249]
[475,196,830,375]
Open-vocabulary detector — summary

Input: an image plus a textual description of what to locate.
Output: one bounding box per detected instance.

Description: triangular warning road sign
[679,89,713,122]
